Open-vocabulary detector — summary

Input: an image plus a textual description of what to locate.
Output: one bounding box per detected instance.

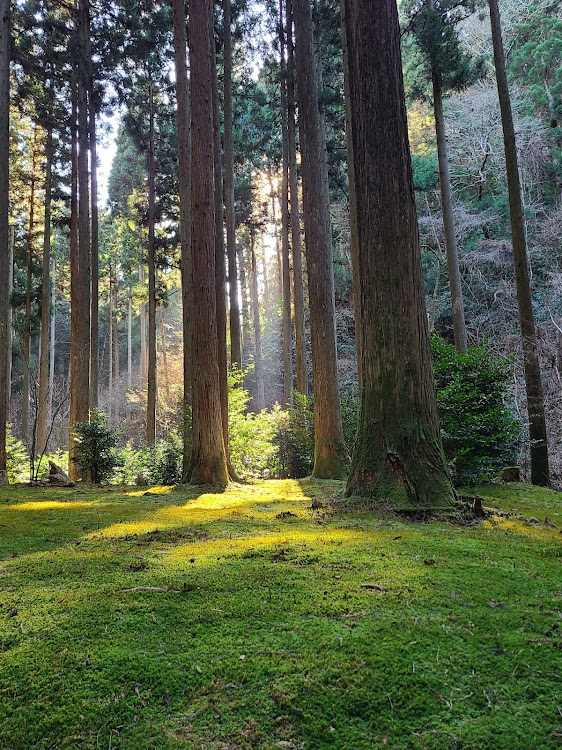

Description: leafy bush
[431,335,520,484]
[228,372,283,478]
[6,426,29,483]
[119,433,183,485]
[274,392,315,478]
[72,411,123,484]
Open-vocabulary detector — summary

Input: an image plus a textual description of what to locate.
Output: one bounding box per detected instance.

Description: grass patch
[1,479,561,749]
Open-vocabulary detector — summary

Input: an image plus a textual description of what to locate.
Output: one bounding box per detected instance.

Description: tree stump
[0,470,8,485]
[501,466,521,483]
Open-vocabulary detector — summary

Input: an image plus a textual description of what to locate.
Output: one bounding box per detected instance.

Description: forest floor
[0,479,561,750]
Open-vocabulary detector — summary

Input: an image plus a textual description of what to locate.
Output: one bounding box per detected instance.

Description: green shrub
[431,335,520,484]
[6,426,29,483]
[228,371,283,479]
[72,411,123,484]
[119,434,183,486]
[274,392,315,478]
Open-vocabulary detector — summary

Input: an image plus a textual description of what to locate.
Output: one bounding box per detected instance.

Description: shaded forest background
[5,0,562,482]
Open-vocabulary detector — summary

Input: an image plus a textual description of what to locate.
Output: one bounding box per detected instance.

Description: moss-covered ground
[0,479,561,749]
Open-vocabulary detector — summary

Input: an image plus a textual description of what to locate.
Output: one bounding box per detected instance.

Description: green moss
[1,480,561,749]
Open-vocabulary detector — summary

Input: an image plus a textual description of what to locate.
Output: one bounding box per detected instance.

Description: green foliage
[431,335,520,483]
[274,392,315,478]
[228,370,282,479]
[119,434,183,486]
[72,411,123,484]
[6,426,29,483]
[411,152,439,191]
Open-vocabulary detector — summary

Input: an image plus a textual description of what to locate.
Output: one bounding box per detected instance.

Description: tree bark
[47,257,55,425]
[250,229,265,412]
[0,0,10,474]
[210,10,236,477]
[87,4,99,408]
[189,0,228,486]
[239,241,251,368]
[488,0,549,486]
[286,0,307,396]
[223,0,242,373]
[146,78,157,444]
[293,0,347,478]
[159,307,170,400]
[69,11,91,480]
[127,289,132,389]
[342,0,455,510]
[108,273,113,423]
[279,0,293,407]
[339,0,361,391]
[113,280,119,423]
[432,65,467,353]
[172,0,193,478]
[139,264,147,381]
[37,126,53,456]
[22,126,39,449]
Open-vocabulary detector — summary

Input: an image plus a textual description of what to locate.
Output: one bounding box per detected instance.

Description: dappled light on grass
[1,479,562,749]
[4,500,94,512]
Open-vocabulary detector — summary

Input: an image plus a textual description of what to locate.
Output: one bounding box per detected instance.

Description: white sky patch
[96,109,120,208]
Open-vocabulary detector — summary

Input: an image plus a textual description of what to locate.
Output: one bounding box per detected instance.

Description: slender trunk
[87,5,99,408]
[113,281,119,423]
[189,0,228,486]
[127,290,132,389]
[0,0,10,476]
[432,66,467,353]
[342,0,454,510]
[279,0,293,407]
[239,242,251,368]
[139,264,147,381]
[69,10,91,480]
[223,0,242,372]
[159,307,170,400]
[286,0,307,396]
[172,0,193,476]
[37,126,53,456]
[146,79,157,444]
[210,11,235,476]
[22,126,39,448]
[293,0,347,478]
[339,0,361,391]
[250,229,265,411]
[108,274,113,423]
[488,0,549,486]
[47,257,55,423]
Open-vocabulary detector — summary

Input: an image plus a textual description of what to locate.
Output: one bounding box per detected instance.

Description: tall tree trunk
[189,0,228,486]
[172,0,193,477]
[127,289,132,389]
[158,307,170,401]
[342,0,455,510]
[0,0,10,477]
[69,9,91,480]
[339,0,361,392]
[250,229,265,411]
[293,0,347,478]
[223,0,242,372]
[210,10,236,477]
[22,126,39,448]
[37,126,53,456]
[87,5,99,408]
[279,0,293,407]
[146,79,157,444]
[286,0,307,396]
[488,0,549,486]
[113,281,119,422]
[108,274,113,423]
[47,257,55,424]
[432,65,467,353]
[139,264,147,381]
[239,242,251,368]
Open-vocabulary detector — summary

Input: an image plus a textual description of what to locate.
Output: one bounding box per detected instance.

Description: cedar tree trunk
[189,0,228,486]
[342,0,455,511]
[293,0,347,478]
